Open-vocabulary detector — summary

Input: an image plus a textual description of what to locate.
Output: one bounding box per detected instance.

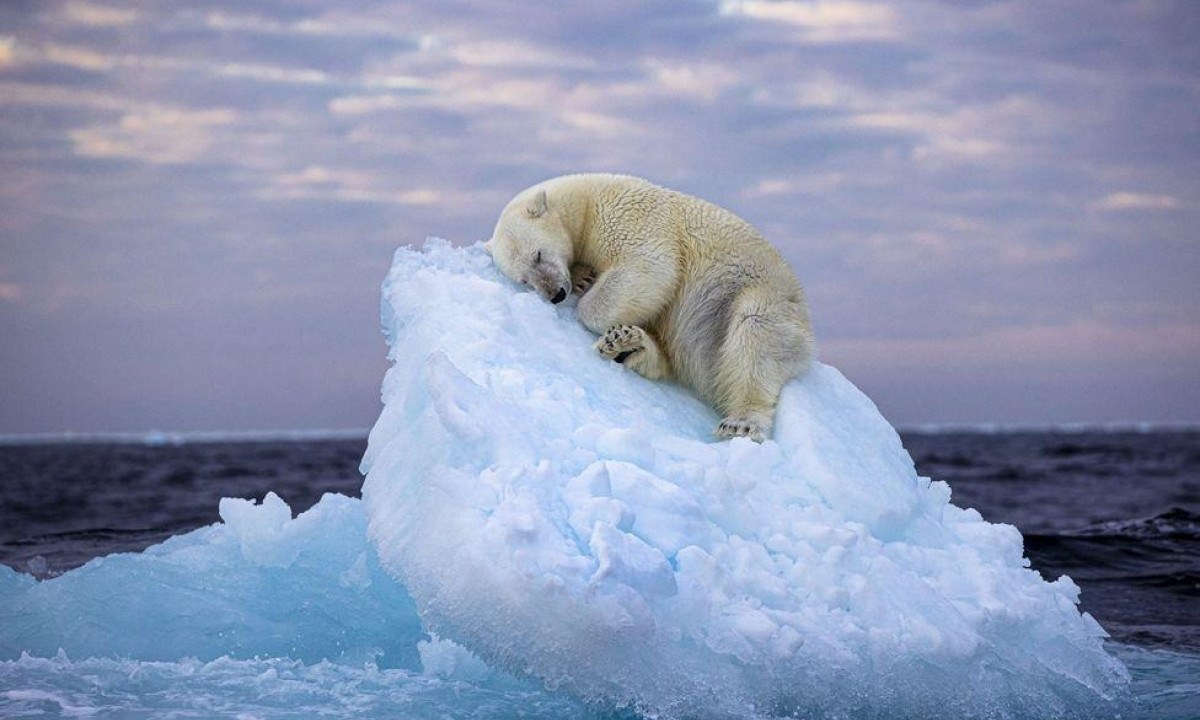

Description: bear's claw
[716,417,767,443]
[596,324,645,362]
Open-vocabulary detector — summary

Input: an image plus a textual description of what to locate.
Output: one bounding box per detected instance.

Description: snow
[0,238,1136,719]
[360,239,1129,718]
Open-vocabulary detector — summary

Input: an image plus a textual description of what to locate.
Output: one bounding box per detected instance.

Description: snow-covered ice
[359,239,1129,718]
[0,238,1137,719]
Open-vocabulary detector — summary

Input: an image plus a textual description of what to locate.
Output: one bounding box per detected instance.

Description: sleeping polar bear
[486,173,815,442]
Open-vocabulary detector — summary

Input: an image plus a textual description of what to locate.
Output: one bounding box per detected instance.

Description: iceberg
[0,238,1136,719]
[360,239,1129,718]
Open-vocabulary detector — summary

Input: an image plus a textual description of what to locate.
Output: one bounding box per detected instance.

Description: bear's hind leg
[713,288,812,442]
[596,325,671,380]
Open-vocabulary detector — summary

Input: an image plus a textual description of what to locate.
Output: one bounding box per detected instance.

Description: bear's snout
[551,288,567,304]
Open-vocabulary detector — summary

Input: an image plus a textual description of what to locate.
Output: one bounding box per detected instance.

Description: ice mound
[0,493,423,668]
[361,240,1129,718]
[0,491,597,718]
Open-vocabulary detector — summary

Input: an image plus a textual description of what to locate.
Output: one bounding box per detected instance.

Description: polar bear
[486,173,814,442]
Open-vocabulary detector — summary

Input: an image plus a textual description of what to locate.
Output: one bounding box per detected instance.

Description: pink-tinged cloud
[1093,192,1182,212]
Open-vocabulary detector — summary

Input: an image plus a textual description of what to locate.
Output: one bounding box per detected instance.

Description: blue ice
[0,240,1152,719]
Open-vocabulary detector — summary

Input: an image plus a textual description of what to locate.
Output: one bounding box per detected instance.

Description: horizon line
[1,422,1198,446]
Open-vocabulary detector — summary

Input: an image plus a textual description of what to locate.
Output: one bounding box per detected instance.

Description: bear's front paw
[596,324,646,364]
[716,416,767,443]
[571,263,597,296]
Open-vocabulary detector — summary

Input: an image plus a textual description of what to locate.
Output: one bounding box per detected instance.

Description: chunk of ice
[0,494,423,668]
[361,239,1130,718]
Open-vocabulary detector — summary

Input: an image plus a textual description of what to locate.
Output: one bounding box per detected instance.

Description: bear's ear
[525,190,549,219]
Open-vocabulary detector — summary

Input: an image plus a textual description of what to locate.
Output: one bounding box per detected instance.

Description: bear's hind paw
[716,416,767,443]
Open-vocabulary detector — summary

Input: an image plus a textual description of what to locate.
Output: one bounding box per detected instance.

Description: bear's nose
[550,288,567,304]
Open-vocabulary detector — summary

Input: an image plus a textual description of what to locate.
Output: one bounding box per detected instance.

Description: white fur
[487,174,815,441]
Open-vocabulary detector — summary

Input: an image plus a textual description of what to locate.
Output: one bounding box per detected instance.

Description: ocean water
[1,430,1197,718]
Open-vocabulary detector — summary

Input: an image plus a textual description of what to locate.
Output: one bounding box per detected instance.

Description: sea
[1,429,1197,718]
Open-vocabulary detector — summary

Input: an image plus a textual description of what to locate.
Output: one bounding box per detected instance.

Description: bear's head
[485,187,573,305]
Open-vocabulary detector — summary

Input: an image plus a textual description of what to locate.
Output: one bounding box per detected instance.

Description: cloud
[61,1,137,28]
[259,165,443,206]
[200,10,419,41]
[69,108,237,164]
[824,318,1200,372]
[328,94,408,115]
[443,39,596,70]
[0,81,132,112]
[33,41,119,72]
[1092,192,1181,212]
[434,72,566,109]
[12,38,426,95]
[742,173,848,198]
[846,93,1067,166]
[643,59,743,101]
[0,36,13,68]
[214,62,332,86]
[720,0,899,42]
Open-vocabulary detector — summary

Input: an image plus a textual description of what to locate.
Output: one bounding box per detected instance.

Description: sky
[0,0,1197,433]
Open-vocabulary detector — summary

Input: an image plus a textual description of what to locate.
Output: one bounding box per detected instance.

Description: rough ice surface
[360,240,1130,719]
[0,493,594,718]
[0,493,422,667]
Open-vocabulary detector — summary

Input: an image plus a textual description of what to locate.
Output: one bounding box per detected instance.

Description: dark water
[1,431,1198,656]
